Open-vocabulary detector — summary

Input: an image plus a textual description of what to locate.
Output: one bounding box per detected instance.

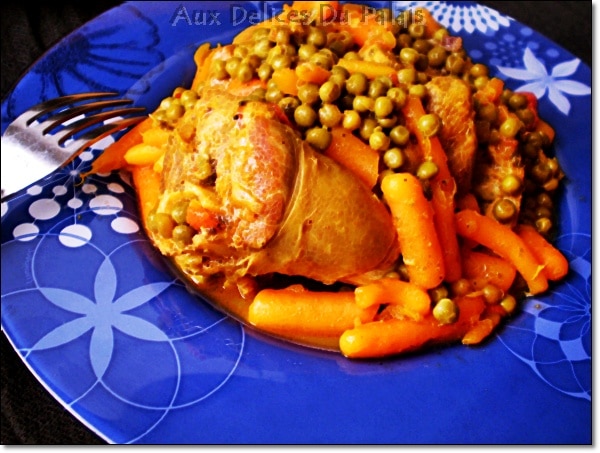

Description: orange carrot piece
[516,225,569,281]
[403,95,461,282]
[272,68,299,96]
[141,127,170,148]
[124,143,164,167]
[131,165,161,222]
[416,7,441,38]
[461,248,517,293]
[355,278,431,319]
[190,43,215,91]
[455,209,548,295]
[339,295,486,358]
[82,117,153,176]
[324,127,380,189]
[295,62,331,85]
[535,118,556,144]
[248,285,377,337]
[337,58,397,80]
[186,199,221,231]
[461,313,502,345]
[381,173,445,289]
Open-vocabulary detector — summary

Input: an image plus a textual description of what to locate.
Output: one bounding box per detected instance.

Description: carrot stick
[295,62,331,85]
[403,95,461,282]
[248,285,378,337]
[339,295,486,358]
[124,143,164,167]
[461,247,517,292]
[141,127,170,148]
[272,68,299,96]
[355,278,431,319]
[516,225,569,280]
[455,209,548,295]
[324,127,380,189]
[337,58,397,80]
[415,7,442,38]
[82,117,153,177]
[131,165,161,222]
[381,173,445,289]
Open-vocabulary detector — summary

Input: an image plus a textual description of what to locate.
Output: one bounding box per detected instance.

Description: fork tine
[62,116,147,161]
[37,98,135,134]
[52,106,147,145]
[12,92,119,127]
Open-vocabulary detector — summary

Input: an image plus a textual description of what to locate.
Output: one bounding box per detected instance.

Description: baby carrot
[516,225,569,281]
[248,285,377,337]
[381,172,445,289]
[455,209,548,295]
[355,278,431,318]
[403,95,461,282]
[82,117,152,177]
[325,127,380,189]
[131,165,161,222]
[340,295,486,358]
[461,248,517,292]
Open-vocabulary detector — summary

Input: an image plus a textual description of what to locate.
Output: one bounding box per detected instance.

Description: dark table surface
[1,0,592,445]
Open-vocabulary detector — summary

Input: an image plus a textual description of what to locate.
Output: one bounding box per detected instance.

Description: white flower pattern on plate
[496,47,590,115]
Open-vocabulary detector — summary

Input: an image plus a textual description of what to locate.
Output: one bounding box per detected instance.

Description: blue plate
[1,1,591,444]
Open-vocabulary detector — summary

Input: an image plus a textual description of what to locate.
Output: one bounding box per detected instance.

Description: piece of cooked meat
[150,87,400,287]
[426,76,477,195]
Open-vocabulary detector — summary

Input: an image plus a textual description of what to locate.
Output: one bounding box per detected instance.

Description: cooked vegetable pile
[86,1,569,359]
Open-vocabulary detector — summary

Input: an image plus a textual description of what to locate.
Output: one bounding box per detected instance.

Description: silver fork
[1,92,146,201]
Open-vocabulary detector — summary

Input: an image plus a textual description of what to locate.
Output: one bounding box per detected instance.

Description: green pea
[477,103,497,122]
[374,96,394,118]
[257,62,273,81]
[508,93,528,110]
[271,54,292,70]
[387,87,407,109]
[172,224,195,245]
[211,59,228,80]
[377,116,397,128]
[359,117,378,140]
[383,147,404,169]
[307,26,327,47]
[225,57,241,78]
[352,95,374,113]
[408,23,425,39]
[319,80,341,103]
[427,45,447,67]
[294,104,317,128]
[493,198,517,222]
[298,83,320,104]
[535,217,552,234]
[147,211,175,238]
[499,117,521,138]
[236,63,254,82]
[433,27,449,42]
[470,63,488,78]
[298,43,317,61]
[397,68,416,85]
[160,96,175,110]
[389,125,410,146]
[265,88,284,103]
[416,161,439,180]
[482,284,504,305]
[501,174,523,195]
[171,201,190,225]
[318,103,343,128]
[278,96,301,117]
[399,47,420,66]
[433,298,458,324]
[417,113,441,137]
[500,295,517,314]
[412,38,431,54]
[368,79,387,98]
[306,127,332,151]
[445,54,465,74]
[368,128,390,151]
[342,110,361,131]
[166,103,185,121]
[253,38,272,59]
